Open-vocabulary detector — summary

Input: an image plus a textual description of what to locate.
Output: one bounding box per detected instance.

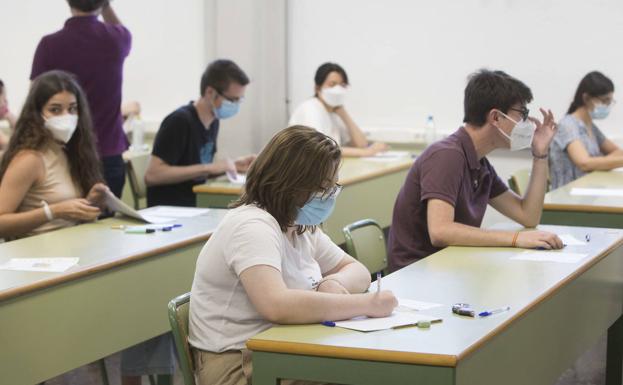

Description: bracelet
[511,232,520,247]
[41,200,54,221]
[532,150,548,159]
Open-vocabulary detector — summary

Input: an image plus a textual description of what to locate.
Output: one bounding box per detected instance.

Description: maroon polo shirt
[31,15,131,157]
[387,127,508,271]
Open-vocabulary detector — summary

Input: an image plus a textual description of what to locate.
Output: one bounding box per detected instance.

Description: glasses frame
[508,107,530,121]
[314,183,343,201]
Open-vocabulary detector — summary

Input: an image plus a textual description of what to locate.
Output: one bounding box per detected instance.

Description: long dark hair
[231,126,341,233]
[568,71,614,114]
[0,70,103,194]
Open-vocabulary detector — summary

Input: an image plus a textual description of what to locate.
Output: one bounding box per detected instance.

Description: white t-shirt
[288,97,351,146]
[188,204,345,352]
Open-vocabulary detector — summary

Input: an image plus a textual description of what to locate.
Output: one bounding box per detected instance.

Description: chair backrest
[342,219,387,274]
[508,168,531,196]
[126,153,150,209]
[168,292,196,385]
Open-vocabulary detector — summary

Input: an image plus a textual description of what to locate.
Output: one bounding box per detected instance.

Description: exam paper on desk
[334,312,441,332]
[0,257,79,272]
[105,190,210,223]
[510,251,588,264]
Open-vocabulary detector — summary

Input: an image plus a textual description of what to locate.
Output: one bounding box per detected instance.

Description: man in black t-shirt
[145,59,255,207]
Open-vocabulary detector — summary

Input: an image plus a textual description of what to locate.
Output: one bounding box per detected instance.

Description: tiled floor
[44,352,183,385]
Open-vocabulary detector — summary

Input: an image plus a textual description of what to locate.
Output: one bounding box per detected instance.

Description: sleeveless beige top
[17,144,82,237]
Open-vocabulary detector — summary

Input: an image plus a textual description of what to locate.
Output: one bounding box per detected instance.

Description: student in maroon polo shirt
[388,69,564,271]
[30,0,131,198]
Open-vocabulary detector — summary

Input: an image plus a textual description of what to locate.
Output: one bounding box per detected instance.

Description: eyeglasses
[313,183,343,201]
[217,90,243,104]
[508,107,530,121]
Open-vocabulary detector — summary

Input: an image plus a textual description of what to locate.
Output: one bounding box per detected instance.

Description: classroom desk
[542,171,623,228]
[248,224,623,385]
[193,157,414,244]
[0,209,227,385]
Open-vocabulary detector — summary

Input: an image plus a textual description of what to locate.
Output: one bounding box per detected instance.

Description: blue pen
[321,321,336,327]
[478,306,511,317]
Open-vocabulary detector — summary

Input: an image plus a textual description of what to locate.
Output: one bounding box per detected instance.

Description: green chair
[168,292,196,385]
[508,168,531,196]
[126,153,150,209]
[342,219,388,274]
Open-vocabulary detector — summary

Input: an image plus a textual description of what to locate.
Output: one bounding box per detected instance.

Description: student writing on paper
[0,71,107,239]
[144,60,256,207]
[289,62,389,157]
[388,70,563,271]
[189,126,397,385]
[31,0,131,198]
[549,71,623,189]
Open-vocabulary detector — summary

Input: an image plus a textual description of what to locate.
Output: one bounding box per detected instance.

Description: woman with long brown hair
[188,125,397,385]
[0,70,108,238]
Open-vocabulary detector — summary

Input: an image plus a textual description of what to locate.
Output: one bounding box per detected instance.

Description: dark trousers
[102,155,126,198]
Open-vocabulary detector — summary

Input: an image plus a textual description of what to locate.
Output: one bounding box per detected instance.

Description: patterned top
[549,114,606,190]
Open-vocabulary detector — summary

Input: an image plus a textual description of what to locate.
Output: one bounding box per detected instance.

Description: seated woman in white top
[189,125,397,385]
[549,71,623,189]
[289,62,388,157]
[0,70,108,239]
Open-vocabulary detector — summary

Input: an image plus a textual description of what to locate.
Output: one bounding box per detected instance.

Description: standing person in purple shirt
[31,0,131,198]
[388,69,564,271]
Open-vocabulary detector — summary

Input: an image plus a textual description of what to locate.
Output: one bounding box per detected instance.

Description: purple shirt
[387,127,508,271]
[31,16,131,157]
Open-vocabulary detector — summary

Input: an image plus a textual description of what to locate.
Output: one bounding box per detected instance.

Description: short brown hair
[231,126,341,232]
[463,69,533,126]
[200,59,249,96]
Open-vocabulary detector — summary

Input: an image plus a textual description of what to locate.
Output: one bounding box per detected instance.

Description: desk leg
[607,314,623,385]
[156,374,173,385]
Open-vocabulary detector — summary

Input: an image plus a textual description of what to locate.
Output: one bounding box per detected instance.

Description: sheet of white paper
[334,312,440,332]
[226,171,246,184]
[106,189,211,223]
[361,150,412,162]
[0,257,79,272]
[612,167,623,173]
[510,251,588,264]
[558,234,587,246]
[105,189,146,221]
[397,298,444,311]
[569,187,623,197]
[138,206,210,218]
[375,150,411,158]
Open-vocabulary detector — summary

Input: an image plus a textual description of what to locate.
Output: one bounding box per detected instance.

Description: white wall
[0,0,288,156]
[288,0,623,138]
[0,0,207,126]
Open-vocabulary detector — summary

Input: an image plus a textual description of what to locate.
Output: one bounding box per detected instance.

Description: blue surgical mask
[590,103,611,120]
[295,196,337,226]
[213,99,240,120]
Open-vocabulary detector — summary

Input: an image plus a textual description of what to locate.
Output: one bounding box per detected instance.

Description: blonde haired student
[189,125,397,385]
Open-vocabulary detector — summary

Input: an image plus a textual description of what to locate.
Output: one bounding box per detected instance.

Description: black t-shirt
[147,102,220,207]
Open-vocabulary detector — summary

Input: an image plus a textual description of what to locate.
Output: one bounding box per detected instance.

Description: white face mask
[44,114,78,143]
[496,111,536,151]
[320,85,347,107]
